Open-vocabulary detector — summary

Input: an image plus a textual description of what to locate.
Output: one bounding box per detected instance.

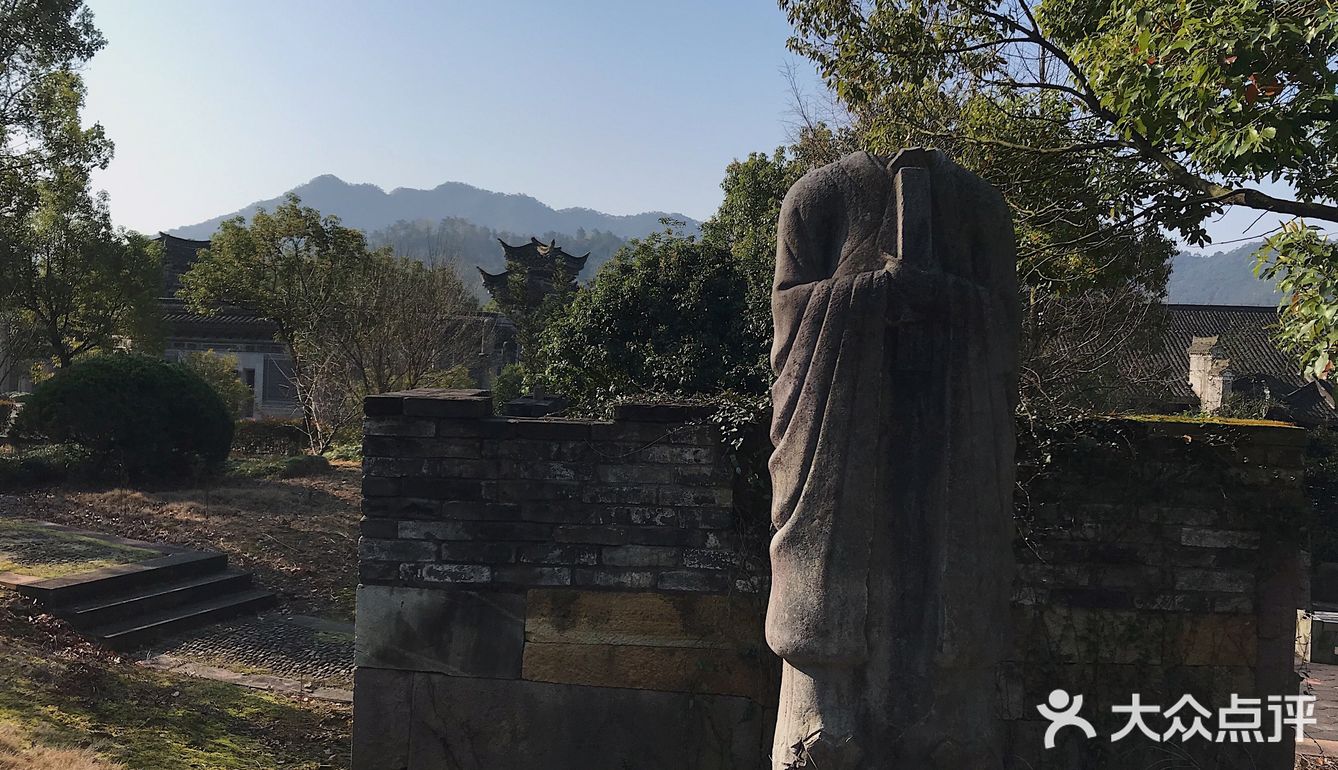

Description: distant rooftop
[1138,303,1336,424]
[156,232,211,296]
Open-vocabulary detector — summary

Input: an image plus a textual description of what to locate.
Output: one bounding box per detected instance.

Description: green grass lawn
[0,520,158,579]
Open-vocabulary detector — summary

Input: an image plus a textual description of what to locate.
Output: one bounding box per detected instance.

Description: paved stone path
[141,613,354,698]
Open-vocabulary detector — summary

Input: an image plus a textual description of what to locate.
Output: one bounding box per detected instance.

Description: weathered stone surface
[365,418,435,438]
[524,589,765,649]
[571,567,655,589]
[601,544,680,567]
[355,585,524,678]
[351,667,412,769]
[766,148,1018,767]
[493,565,571,586]
[515,543,598,566]
[415,563,492,584]
[522,641,771,700]
[400,389,491,418]
[403,672,769,770]
[359,538,436,563]
[658,569,732,592]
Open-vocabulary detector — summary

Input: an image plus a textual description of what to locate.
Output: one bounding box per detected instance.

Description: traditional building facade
[155,233,299,418]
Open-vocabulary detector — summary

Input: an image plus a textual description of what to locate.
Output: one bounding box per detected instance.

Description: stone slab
[524,588,765,649]
[353,667,413,770]
[522,640,774,702]
[402,671,769,770]
[355,585,524,678]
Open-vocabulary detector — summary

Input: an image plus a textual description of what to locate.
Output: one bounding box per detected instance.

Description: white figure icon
[1037,689,1097,749]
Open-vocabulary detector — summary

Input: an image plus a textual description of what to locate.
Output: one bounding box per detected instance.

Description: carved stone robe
[766,149,1019,769]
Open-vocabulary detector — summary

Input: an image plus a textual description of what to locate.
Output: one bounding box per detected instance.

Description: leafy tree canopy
[779,0,1338,393]
[781,0,1338,234]
[4,170,162,368]
[530,229,768,410]
[702,146,806,377]
[0,1,152,370]
[181,195,478,451]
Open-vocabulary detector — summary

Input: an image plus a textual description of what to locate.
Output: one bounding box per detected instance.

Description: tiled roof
[157,232,212,294]
[1135,304,1336,423]
[159,299,278,341]
[153,234,280,341]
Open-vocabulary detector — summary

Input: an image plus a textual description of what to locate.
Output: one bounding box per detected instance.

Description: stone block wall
[354,393,1309,770]
[353,389,772,770]
[1005,419,1308,770]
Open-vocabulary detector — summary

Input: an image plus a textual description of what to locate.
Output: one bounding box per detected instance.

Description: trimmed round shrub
[14,353,234,481]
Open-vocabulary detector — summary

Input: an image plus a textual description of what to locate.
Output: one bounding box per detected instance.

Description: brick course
[359,389,744,594]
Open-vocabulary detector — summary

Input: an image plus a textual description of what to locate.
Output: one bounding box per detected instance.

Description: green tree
[180,350,254,420]
[0,1,107,179]
[702,146,807,382]
[0,1,152,370]
[181,196,479,451]
[530,229,767,409]
[179,195,378,451]
[778,0,1338,379]
[5,174,162,368]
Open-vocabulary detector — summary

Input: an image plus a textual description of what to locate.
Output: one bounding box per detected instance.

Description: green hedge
[14,353,233,481]
[0,444,93,489]
[232,418,306,456]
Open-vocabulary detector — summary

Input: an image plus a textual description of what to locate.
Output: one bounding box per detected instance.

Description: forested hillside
[1166,241,1282,306]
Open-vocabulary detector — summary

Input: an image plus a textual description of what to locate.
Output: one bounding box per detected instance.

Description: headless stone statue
[767,149,1019,769]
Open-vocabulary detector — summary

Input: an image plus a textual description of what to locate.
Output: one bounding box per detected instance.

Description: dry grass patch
[5,466,360,619]
[0,721,123,770]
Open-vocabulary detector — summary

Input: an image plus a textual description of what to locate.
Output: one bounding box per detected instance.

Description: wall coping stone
[365,389,713,427]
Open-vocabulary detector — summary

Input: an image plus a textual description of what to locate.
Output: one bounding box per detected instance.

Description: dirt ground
[0,463,361,620]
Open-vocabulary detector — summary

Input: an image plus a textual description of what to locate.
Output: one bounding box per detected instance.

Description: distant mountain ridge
[169,174,700,241]
[171,177,1284,307]
[1166,240,1283,306]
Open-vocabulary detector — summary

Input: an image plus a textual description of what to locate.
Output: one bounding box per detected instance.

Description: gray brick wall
[359,389,745,594]
[1005,419,1308,770]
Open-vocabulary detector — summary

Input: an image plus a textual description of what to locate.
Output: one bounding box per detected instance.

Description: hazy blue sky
[79,0,1293,248]
[82,0,820,233]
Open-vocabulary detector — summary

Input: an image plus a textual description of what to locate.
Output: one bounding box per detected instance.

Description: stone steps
[17,551,228,607]
[87,588,277,650]
[13,545,275,650]
[58,569,257,630]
